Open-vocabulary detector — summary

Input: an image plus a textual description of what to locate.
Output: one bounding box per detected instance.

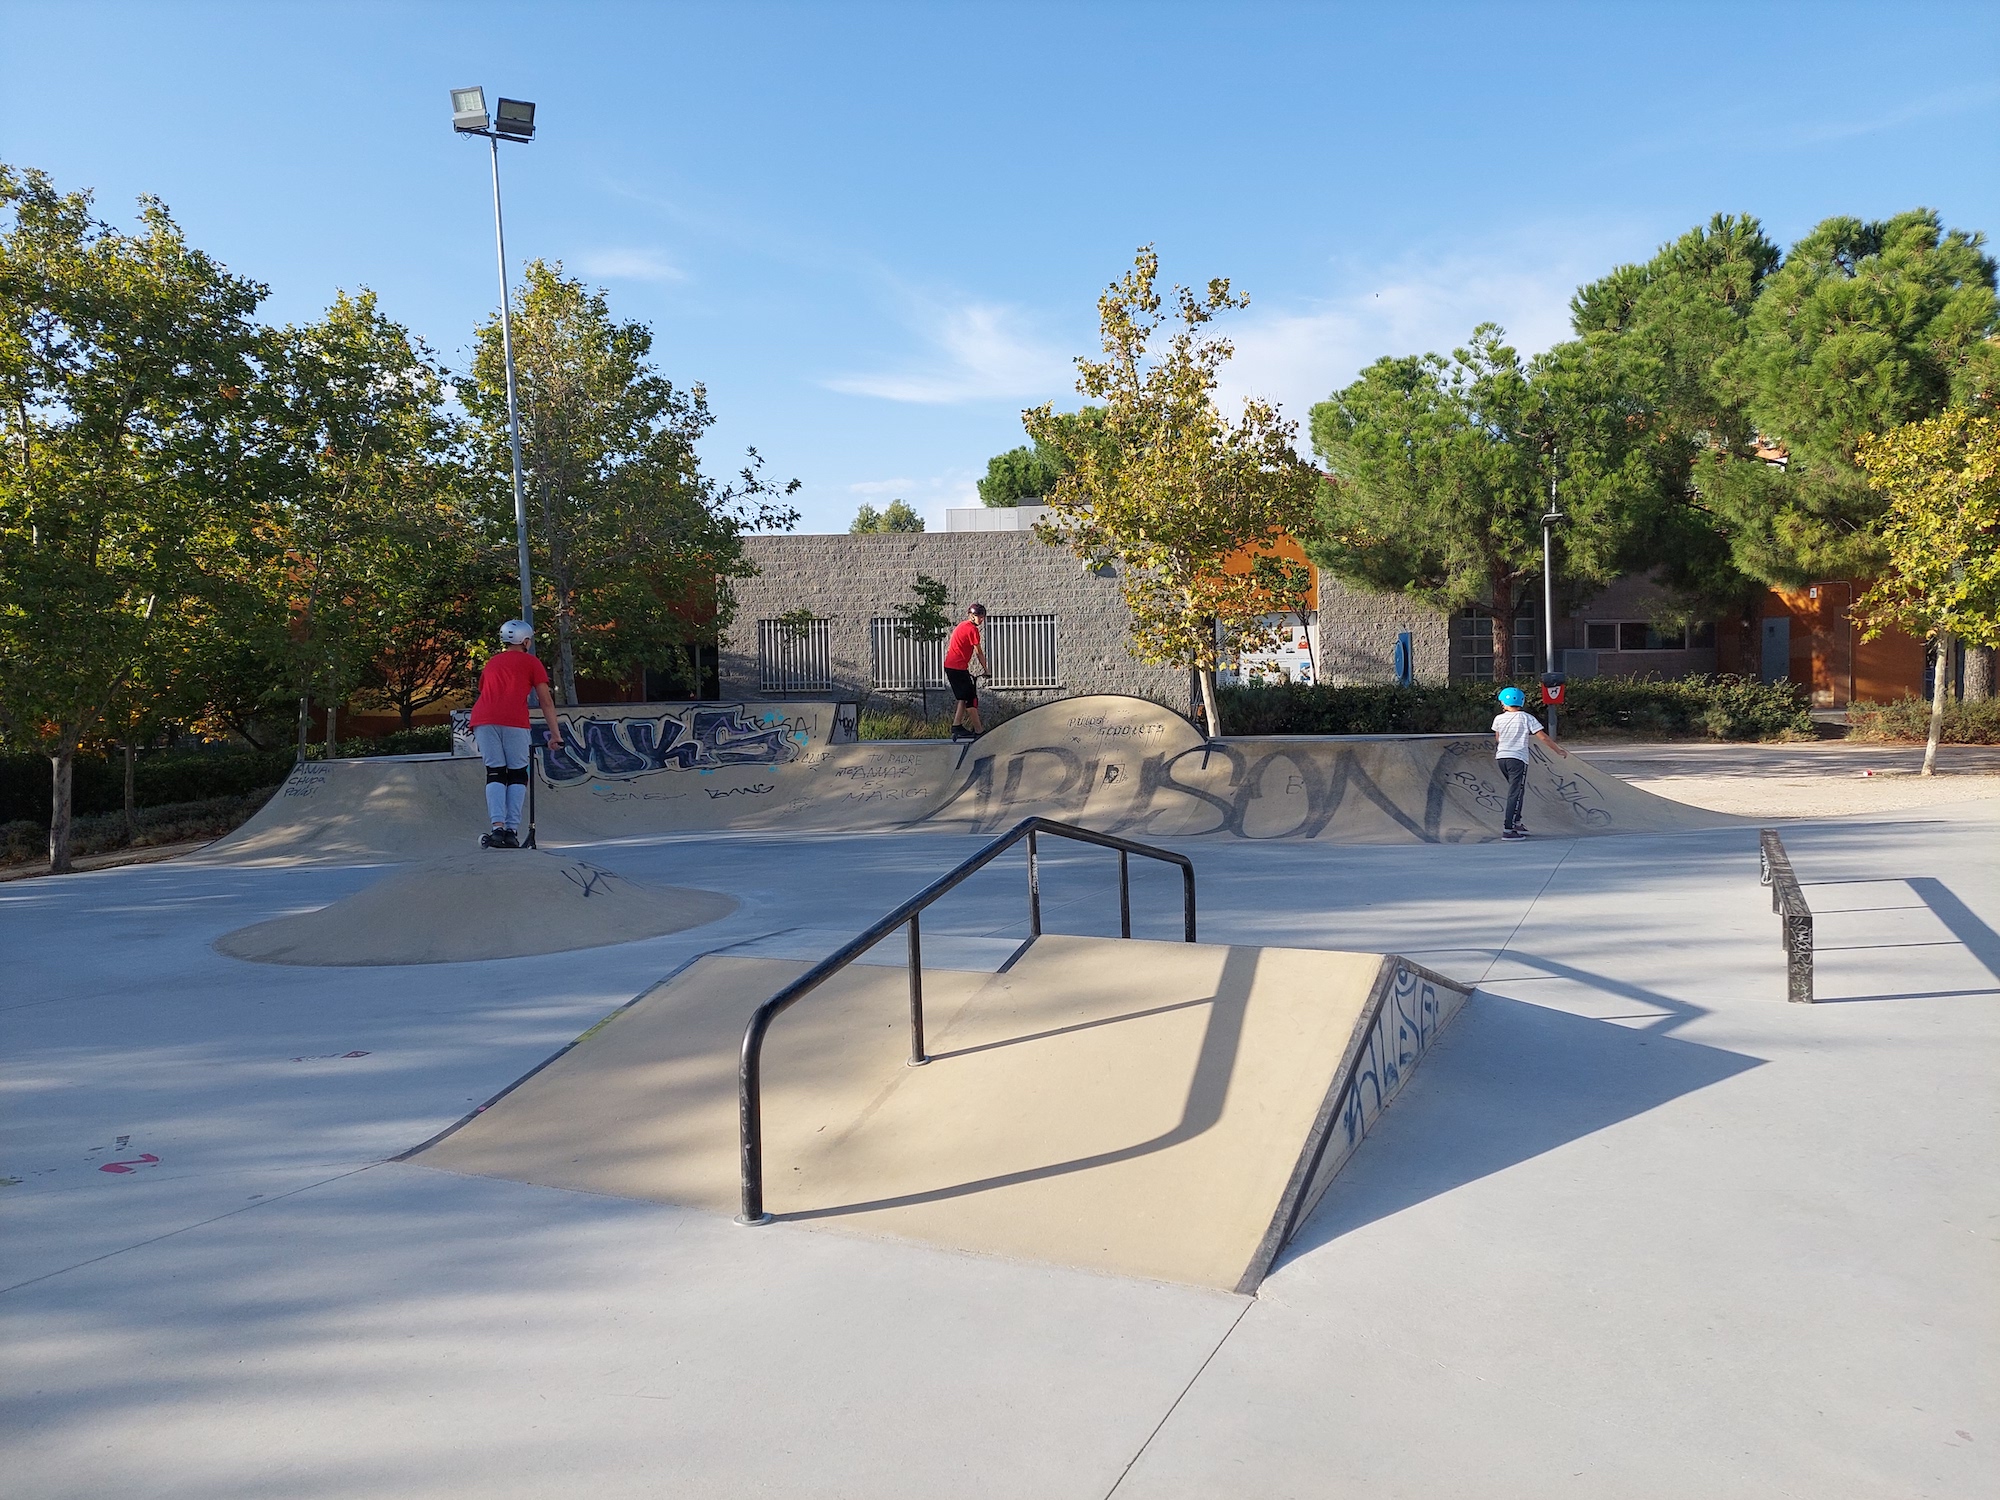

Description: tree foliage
[978,410,1107,506]
[0,164,265,869]
[1854,409,2000,648]
[1577,209,1999,588]
[1310,325,1659,666]
[463,260,799,702]
[1026,248,1318,734]
[850,498,924,532]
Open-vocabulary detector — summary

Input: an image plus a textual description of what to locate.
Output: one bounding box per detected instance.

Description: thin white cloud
[576,248,688,283]
[1214,234,1634,432]
[826,301,1073,405]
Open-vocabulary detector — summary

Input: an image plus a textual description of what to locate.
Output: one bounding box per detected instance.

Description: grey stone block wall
[1315,578,1453,684]
[722,533,1187,710]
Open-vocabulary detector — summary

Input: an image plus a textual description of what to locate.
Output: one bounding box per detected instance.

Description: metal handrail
[735,816,1196,1224]
[1759,828,1814,1004]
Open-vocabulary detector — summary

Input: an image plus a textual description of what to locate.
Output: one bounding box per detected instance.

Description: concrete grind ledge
[407,935,1470,1292]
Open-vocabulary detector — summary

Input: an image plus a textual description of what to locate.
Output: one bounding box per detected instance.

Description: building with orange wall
[1715,580,1927,706]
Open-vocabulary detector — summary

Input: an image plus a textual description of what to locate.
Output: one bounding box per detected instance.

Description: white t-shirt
[1492,709,1544,761]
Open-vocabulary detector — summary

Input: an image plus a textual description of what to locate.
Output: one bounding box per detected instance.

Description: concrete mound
[410,935,1470,1292]
[214,850,736,966]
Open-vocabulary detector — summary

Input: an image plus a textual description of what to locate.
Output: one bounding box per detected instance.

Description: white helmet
[498,619,534,645]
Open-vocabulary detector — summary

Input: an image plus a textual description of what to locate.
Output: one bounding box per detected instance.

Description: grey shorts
[473,724,531,770]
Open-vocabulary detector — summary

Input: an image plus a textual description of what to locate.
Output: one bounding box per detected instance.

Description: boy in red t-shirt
[467,619,564,848]
[942,602,989,741]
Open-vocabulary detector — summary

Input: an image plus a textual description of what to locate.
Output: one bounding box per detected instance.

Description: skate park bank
[3,696,1995,1497]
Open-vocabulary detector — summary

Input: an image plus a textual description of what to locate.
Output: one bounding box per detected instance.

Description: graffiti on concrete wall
[537,705,815,785]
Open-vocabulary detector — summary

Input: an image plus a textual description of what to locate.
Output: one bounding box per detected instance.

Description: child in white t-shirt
[1492,686,1568,839]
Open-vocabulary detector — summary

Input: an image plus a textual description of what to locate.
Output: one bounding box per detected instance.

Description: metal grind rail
[1759,828,1814,1004]
[735,816,1196,1225]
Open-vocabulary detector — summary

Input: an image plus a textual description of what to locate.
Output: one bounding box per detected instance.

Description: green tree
[0,165,265,871]
[463,260,799,702]
[1026,247,1318,735]
[978,410,1108,506]
[1310,325,1657,676]
[1855,409,2000,773]
[850,498,925,532]
[1570,213,1782,610]
[891,571,953,715]
[1718,211,1999,583]
[978,443,1061,506]
[257,290,473,755]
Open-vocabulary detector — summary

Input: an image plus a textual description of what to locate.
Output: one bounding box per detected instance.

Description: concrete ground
[3,792,1997,1496]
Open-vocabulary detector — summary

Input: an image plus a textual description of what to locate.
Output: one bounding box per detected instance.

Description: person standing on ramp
[1493,685,1567,841]
[943,602,990,742]
[469,620,564,848]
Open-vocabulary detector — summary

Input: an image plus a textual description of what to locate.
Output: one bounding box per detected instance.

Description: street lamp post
[1541,471,1565,737]
[451,87,538,628]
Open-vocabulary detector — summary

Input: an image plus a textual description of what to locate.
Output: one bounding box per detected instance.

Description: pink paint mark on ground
[99,1154,160,1174]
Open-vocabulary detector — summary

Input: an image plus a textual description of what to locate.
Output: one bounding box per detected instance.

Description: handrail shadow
[734,816,1197,1224]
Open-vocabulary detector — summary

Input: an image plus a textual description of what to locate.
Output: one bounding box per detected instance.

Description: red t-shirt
[468,649,550,729]
[943,619,982,671]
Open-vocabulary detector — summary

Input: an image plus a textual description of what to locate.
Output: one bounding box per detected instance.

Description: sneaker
[480,830,501,849]
[496,827,522,848]
[1501,828,1529,841]
[950,725,974,741]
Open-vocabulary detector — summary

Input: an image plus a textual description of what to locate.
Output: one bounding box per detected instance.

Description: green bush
[1,787,280,867]
[0,726,455,827]
[1217,675,1813,742]
[1848,696,2000,744]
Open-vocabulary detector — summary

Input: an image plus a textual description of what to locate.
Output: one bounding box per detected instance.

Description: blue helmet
[1497,686,1527,708]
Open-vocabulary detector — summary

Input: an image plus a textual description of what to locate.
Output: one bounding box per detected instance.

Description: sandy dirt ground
[1575,740,2000,819]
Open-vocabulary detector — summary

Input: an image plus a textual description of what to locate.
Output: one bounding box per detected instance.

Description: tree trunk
[1488,567,1518,689]
[1964,645,1994,704]
[123,742,136,844]
[1199,668,1223,739]
[554,603,579,706]
[1922,633,1952,777]
[298,694,311,762]
[48,736,77,875]
[325,676,338,762]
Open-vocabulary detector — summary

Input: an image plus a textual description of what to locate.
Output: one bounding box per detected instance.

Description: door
[1761,617,1790,684]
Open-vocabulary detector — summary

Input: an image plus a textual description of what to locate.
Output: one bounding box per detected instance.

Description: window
[983,613,1060,689]
[869,617,946,691]
[1455,612,1538,681]
[757,617,832,693]
[1589,620,1708,652]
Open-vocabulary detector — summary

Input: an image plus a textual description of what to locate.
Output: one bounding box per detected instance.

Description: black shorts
[944,667,978,704]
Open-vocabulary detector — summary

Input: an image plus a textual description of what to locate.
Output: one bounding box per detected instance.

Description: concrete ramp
[409,935,1471,1292]
[207,694,1734,865]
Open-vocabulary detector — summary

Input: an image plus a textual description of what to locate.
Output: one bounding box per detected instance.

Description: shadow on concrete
[1278,988,1763,1267]
[1800,874,2000,1003]
[784,945,1258,1221]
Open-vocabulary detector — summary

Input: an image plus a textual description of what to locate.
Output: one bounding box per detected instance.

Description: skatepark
[4,696,1997,1497]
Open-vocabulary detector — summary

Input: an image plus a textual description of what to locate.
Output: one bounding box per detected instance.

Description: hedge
[1,788,281,866]
[0,724,454,827]
[1217,675,1814,741]
[1848,697,2000,744]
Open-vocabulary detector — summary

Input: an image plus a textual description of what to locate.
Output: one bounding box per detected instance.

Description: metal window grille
[984,613,1060,690]
[1455,613,1539,682]
[757,617,832,693]
[869,618,947,691]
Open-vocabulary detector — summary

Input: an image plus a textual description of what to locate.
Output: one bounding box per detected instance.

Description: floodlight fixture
[494,98,537,140]
[450,86,489,133]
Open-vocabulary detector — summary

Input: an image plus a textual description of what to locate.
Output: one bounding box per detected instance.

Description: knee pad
[485,765,510,786]
[502,765,531,787]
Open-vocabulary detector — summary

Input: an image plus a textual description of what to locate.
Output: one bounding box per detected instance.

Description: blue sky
[6,1,1998,532]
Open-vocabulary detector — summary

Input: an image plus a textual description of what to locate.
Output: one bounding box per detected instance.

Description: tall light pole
[1541,469,1565,736]
[451,87,538,628]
